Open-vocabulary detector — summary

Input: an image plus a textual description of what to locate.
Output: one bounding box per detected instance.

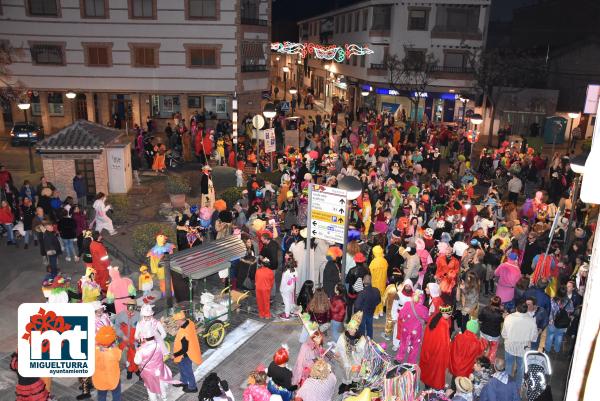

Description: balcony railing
[241,64,268,72]
[430,65,474,74]
[370,63,387,70]
[241,17,268,26]
[431,25,482,40]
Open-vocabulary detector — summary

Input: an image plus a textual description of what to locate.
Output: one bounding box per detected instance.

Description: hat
[440,305,453,314]
[96,326,117,347]
[140,265,148,272]
[455,377,473,393]
[466,319,480,335]
[273,345,289,365]
[286,191,294,198]
[214,199,227,212]
[300,228,307,238]
[140,304,155,317]
[327,246,343,259]
[507,252,518,261]
[172,311,186,321]
[91,301,104,311]
[202,165,212,171]
[346,311,363,331]
[353,252,366,263]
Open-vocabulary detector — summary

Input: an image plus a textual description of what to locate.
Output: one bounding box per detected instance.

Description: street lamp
[459,96,469,126]
[470,113,483,126]
[65,91,77,99]
[18,101,36,174]
[232,92,238,159]
[65,91,77,123]
[568,112,581,147]
[282,66,290,101]
[563,152,588,253]
[262,102,276,120]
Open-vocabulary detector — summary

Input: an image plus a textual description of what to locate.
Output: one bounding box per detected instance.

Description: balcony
[241,64,268,73]
[241,17,268,26]
[430,65,474,79]
[370,63,386,70]
[431,25,482,41]
[367,63,387,76]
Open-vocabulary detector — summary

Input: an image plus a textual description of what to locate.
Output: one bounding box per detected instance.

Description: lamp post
[459,96,469,127]
[563,152,588,254]
[568,111,580,149]
[289,87,297,114]
[282,66,290,101]
[469,113,483,161]
[263,102,277,168]
[18,101,35,174]
[232,92,238,161]
[338,175,363,283]
[66,91,77,124]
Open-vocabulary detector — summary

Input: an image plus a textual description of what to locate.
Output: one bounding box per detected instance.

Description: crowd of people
[5,102,594,401]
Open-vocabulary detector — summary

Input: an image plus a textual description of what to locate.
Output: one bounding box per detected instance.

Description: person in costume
[106,266,136,314]
[395,291,430,364]
[134,332,178,401]
[200,165,215,209]
[494,252,522,311]
[426,282,444,316]
[295,359,337,401]
[279,254,297,320]
[93,326,123,401]
[92,192,117,236]
[135,304,169,356]
[267,346,297,401]
[531,249,560,297]
[172,311,202,393]
[90,231,111,293]
[10,352,49,401]
[80,229,94,269]
[335,311,367,386]
[419,305,452,390]
[79,267,101,303]
[292,329,325,386]
[139,265,154,296]
[449,319,485,378]
[368,245,388,318]
[146,234,176,295]
[435,243,460,304]
[323,246,343,297]
[243,369,271,401]
[114,299,140,380]
[382,273,401,341]
[255,258,275,319]
[152,141,167,173]
[93,301,112,330]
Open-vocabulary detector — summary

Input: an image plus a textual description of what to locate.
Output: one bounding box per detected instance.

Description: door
[74,159,96,199]
[110,95,133,129]
[76,93,88,120]
[443,99,455,122]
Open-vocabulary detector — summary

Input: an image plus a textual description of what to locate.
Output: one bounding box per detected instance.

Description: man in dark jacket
[354,275,381,338]
[479,358,521,401]
[42,222,62,279]
[260,233,279,270]
[73,172,87,208]
[523,280,551,315]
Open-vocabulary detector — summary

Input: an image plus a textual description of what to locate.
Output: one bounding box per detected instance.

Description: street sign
[280,102,290,112]
[252,114,265,130]
[264,128,276,153]
[308,184,348,244]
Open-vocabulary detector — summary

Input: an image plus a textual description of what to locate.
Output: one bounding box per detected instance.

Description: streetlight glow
[65,91,77,99]
[282,66,290,73]
[262,102,276,119]
[18,102,31,110]
[289,87,297,95]
[470,114,483,125]
[361,90,370,97]
[568,112,581,119]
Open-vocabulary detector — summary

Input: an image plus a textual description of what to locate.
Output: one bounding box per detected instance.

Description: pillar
[39,91,52,134]
[0,106,5,136]
[140,94,151,125]
[98,93,110,126]
[131,93,141,128]
[180,94,190,123]
[85,92,96,122]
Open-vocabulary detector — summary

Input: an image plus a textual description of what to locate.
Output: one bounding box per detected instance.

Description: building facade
[0,0,271,135]
[294,0,490,123]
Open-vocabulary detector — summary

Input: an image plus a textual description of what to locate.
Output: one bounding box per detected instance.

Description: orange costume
[435,254,459,300]
[152,143,166,172]
[90,239,110,292]
[255,265,275,319]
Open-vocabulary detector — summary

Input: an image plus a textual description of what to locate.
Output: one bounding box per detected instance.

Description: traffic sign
[308,184,348,243]
[252,114,265,130]
[264,128,276,153]
[280,101,290,112]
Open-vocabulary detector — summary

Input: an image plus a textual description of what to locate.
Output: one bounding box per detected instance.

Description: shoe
[74,256,80,262]
[382,333,391,340]
[66,257,71,262]
[172,383,185,388]
[127,371,133,380]
[183,387,198,393]
[278,313,290,320]
[76,393,91,400]
[110,231,118,236]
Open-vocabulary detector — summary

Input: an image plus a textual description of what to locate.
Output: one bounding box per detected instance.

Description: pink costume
[395,294,430,364]
[134,339,178,400]
[415,238,433,287]
[106,266,137,314]
[291,340,324,386]
[494,260,521,303]
[243,384,271,401]
[95,312,112,331]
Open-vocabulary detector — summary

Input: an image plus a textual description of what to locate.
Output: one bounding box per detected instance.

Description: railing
[241,64,268,72]
[370,63,387,70]
[430,65,474,74]
[241,17,268,26]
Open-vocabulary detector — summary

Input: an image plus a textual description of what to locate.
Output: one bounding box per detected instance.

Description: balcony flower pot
[166,176,191,208]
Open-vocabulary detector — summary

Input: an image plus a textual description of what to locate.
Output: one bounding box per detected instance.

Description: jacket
[501,312,538,357]
[92,346,122,391]
[173,319,202,364]
[0,206,14,224]
[20,204,36,231]
[330,295,346,322]
[73,176,87,197]
[478,306,504,338]
[43,231,62,256]
[260,240,279,270]
[355,284,381,315]
[57,217,77,239]
[479,374,521,401]
[322,261,341,298]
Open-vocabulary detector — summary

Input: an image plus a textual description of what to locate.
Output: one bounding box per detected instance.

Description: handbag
[243,263,256,290]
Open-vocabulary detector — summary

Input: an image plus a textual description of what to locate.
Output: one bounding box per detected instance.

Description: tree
[469,48,547,146]
[386,51,438,128]
[0,41,25,109]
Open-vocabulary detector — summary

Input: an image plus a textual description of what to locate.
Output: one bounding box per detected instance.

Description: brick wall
[41,158,77,198]
[93,152,109,195]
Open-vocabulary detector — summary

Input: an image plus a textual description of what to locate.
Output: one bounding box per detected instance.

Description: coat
[330,295,346,322]
[134,339,176,394]
[419,315,451,389]
[322,260,341,298]
[90,240,110,291]
[173,319,202,364]
[435,255,459,295]
[355,284,381,316]
[449,330,485,377]
[369,245,388,315]
[494,261,521,303]
[92,346,122,391]
[478,374,521,401]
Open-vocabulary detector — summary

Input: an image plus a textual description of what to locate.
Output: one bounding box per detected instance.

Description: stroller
[524,349,553,401]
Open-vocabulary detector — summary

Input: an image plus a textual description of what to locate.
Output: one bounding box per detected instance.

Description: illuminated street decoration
[271,42,373,62]
[466,129,480,144]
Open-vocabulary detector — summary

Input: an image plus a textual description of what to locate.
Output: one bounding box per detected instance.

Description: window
[188,96,201,108]
[129,0,155,18]
[82,0,107,17]
[31,95,41,116]
[188,47,217,67]
[437,6,479,33]
[187,0,216,18]
[444,51,467,69]
[360,55,365,67]
[383,46,390,63]
[151,95,180,118]
[241,41,265,69]
[354,12,359,32]
[129,44,159,67]
[371,6,391,30]
[408,8,428,30]
[30,43,65,65]
[47,93,64,116]
[405,49,425,64]
[346,14,351,32]
[83,44,111,66]
[362,10,368,30]
[27,0,58,16]
[241,0,257,20]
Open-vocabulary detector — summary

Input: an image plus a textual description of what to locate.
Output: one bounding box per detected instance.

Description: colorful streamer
[271,41,373,62]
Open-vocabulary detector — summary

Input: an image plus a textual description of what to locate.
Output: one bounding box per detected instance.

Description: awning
[170,236,247,280]
[242,42,265,59]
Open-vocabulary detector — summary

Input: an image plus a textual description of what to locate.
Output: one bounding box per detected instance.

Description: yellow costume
[362,199,372,236]
[490,227,511,251]
[369,245,388,317]
[146,234,175,295]
[138,265,153,293]
[382,283,399,337]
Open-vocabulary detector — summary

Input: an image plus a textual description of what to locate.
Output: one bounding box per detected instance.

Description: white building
[0,0,271,135]
[295,0,490,123]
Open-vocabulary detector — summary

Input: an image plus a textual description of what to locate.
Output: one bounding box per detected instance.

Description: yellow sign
[310,210,345,226]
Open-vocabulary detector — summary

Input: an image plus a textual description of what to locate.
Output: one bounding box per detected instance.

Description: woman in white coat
[92,192,117,235]
[279,252,298,319]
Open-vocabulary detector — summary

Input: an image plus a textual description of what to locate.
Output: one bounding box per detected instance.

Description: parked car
[10,122,44,146]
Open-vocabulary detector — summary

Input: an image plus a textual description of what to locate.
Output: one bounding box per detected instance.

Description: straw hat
[455,377,473,393]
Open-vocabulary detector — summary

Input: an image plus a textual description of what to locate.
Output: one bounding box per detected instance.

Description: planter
[169,193,186,208]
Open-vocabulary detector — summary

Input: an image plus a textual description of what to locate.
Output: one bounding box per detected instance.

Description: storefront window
[31,95,41,116]
[48,93,64,116]
[151,95,181,118]
[188,96,201,109]
[204,96,228,118]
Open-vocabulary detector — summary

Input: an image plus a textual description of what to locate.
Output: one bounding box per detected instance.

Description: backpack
[554,302,571,329]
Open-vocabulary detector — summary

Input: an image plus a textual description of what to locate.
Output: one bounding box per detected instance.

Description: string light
[270,41,373,62]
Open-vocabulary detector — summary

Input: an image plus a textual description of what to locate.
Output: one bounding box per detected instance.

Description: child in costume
[135,304,168,356]
[279,253,297,320]
[335,311,367,385]
[146,234,175,295]
[79,267,101,303]
[106,266,137,314]
[114,299,140,380]
[138,265,154,296]
[10,352,49,401]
